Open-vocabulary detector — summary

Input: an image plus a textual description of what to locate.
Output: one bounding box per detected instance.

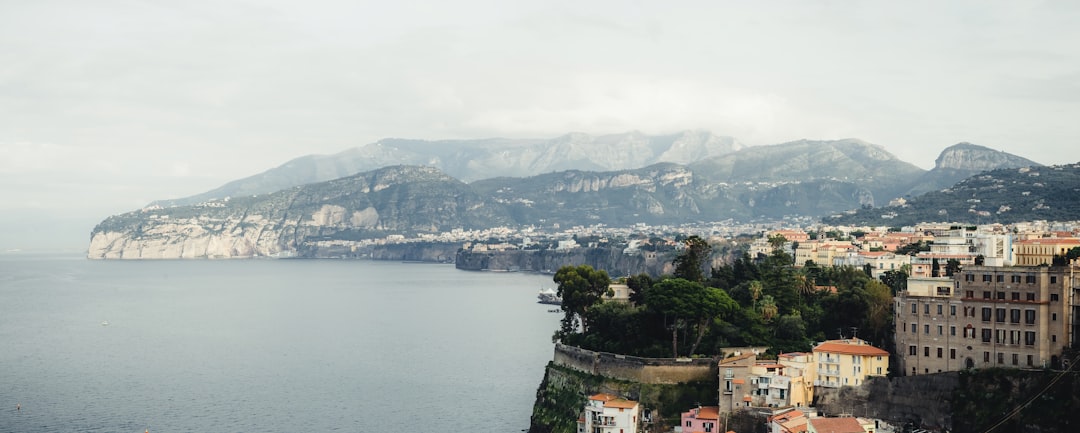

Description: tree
[626,273,653,305]
[553,265,611,338]
[945,259,962,277]
[672,235,711,282]
[767,234,789,252]
[645,278,737,357]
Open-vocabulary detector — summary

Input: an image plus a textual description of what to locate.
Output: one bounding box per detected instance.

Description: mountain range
[90,132,1050,259]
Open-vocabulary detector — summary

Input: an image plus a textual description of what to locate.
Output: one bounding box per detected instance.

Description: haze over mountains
[153,130,743,208]
[88,132,1060,259]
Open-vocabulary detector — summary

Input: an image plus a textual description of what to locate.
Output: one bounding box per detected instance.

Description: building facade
[895,265,1076,375]
[578,393,641,433]
[811,339,889,388]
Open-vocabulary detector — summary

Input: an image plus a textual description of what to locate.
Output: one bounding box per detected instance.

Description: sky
[2,1,1079,251]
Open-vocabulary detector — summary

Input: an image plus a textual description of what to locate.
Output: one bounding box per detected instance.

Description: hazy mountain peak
[934,142,1040,171]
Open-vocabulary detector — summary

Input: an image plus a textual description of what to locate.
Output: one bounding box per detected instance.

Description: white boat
[537,288,561,305]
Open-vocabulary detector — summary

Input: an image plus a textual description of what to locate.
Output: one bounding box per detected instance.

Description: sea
[0,252,561,433]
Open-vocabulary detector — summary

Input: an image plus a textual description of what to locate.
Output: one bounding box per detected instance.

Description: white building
[578,393,641,433]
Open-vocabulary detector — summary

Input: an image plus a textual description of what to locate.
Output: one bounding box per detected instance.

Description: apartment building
[895,265,1076,375]
[811,338,889,388]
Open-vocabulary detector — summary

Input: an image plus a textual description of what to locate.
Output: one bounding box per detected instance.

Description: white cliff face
[87,214,296,259]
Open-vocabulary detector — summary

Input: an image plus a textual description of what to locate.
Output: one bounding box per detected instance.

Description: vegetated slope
[152,130,742,207]
[904,142,1042,196]
[823,162,1080,227]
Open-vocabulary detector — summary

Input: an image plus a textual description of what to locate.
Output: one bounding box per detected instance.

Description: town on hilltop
[526,219,1080,433]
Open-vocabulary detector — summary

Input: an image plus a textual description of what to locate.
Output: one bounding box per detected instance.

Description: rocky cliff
[455,248,673,277]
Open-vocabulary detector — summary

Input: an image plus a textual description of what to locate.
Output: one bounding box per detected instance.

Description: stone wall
[815,373,959,431]
[551,343,718,384]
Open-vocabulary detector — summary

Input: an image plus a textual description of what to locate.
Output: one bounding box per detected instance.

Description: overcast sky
[2,1,1079,251]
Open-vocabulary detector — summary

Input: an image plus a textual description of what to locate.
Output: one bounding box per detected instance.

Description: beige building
[1013,238,1080,266]
[811,339,889,388]
[895,265,1077,375]
[718,353,756,412]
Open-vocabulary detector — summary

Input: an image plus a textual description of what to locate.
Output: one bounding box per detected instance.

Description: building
[603,283,633,304]
[578,393,641,433]
[1013,237,1080,266]
[893,277,964,375]
[680,406,720,433]
[718,353,756,412]
[769,408,808,433]
[807,416,869,433]
[811,339,889,388]
[895,265,1077,375]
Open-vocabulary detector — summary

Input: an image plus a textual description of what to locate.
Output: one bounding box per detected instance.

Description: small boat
[548,309,561,313]
[537,288,561,305]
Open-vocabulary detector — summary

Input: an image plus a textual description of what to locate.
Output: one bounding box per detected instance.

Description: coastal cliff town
[527,220,1080,433]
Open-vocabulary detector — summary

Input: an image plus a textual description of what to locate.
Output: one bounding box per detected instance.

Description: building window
[1026,331,1036,346]
[911,324,917,333]
[996,308,1006,323]
[997,292,1006,300]
[984,352,990,362]
[938,325,943,336]
[982,329,992,343]
[1027,355,1034,366]
[966,274,975,282]
[982,274,992,282]
[924,347,930,357]
[925,324,930,334]
[911,303,918,314]
[1053,335,1057,343]
[937,347,943,358]
[1052,313,1058,321]
[1027,293,1036,301]
[925,304,931,315]
[950,326,956,336]
[1012,354,1019,365]
[950,305,957,316]
[996,329,1006,344]
[1011,292,1020,301]
[909,345,917,356]
[937,304,943,315]
[1051,294,1059,302]
[982,308,992,322]
[950,348,956,359]
[983,291,991,299]
[1026,310,1036,324]
[997,275,1004,283]
[1010,309,1021,324]
[1012,275,1021,283]
[998,353,1004,364]
[1050,276,1057,284]
[1026,276,1036,284]
[966,290,975,299]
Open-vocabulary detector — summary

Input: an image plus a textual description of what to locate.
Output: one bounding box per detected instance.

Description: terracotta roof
[742,396,752,402]
[809,417,864,433]
[1016,238,1080,245]
[813,340,889,357]
[732,378,745,384]
[588,393,618,402]
[691,406,720,420]
[719,352,756,365]
[604,399,639,409]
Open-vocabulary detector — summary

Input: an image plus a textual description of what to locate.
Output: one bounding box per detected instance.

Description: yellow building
[811,338,889,388]
[1013,238,1080,266]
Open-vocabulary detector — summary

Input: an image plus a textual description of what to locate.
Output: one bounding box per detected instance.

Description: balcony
[820,357,840,365]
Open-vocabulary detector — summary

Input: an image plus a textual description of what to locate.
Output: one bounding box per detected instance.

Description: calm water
[0,253,560,432]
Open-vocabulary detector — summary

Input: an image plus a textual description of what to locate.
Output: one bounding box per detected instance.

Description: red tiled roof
[732,379,745,384]
[604,399,639,409]
[691,406,720,420]
[813,340,889,357]
[742,396,752,402]
[809,417,863,433]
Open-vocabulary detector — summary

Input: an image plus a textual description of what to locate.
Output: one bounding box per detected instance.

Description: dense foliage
[556,242,896,358]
